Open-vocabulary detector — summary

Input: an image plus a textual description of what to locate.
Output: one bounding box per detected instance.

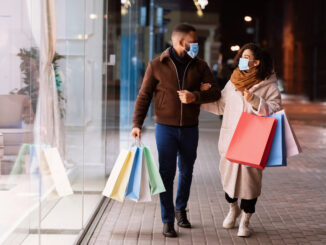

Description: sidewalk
[88,99,326,245]
[281,94,326,128]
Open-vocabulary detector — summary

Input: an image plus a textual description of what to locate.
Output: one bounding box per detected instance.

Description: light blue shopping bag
[125,147,143,199]
[266,113,287,167]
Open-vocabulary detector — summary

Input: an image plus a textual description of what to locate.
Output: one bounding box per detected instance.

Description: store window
[0,0,107,243]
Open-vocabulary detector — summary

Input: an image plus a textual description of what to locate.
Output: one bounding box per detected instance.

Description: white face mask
[238,58,250,70]
[238,58,256,70]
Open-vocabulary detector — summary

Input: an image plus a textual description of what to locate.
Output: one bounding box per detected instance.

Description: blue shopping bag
[266,113,287,167]
[125,147,143,199]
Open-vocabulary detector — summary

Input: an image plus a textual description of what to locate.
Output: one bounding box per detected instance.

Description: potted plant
[12,48,66,118]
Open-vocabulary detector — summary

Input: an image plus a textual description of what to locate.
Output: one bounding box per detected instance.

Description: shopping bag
[143,146,166,195]
[225,112,277,169]
[30,145,51,175]
[137,152,152,202]
[127,146,152,202]
[125,147,143,200]
[29,144,41,174]
[275,110,302,157]
[266,113,287,167]
[10,144,30,174]
[42,147,74,197]
[102,149,134,202]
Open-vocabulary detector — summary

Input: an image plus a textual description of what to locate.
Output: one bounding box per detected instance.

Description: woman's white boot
[237,211,252,237]
[223,202,241,229]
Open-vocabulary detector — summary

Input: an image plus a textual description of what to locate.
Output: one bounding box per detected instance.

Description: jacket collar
[160,48,171,62]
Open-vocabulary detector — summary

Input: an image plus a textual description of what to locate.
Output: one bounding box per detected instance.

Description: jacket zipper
[181,61,192,126]
[169,57,192,126]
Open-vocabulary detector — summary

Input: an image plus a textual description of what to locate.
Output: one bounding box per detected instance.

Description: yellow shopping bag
[102,149,135,202]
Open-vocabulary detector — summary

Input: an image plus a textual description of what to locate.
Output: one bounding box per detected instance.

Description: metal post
[148,0,154,118]
[149,0,154,61]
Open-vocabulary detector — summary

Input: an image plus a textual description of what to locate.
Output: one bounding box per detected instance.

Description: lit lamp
[231,45,240,52]
[193,0,207,17]
[89,14,98,20]
[244,16,252,22]
[244,15,259,43]
[198,0,209,9]
[121,0,131,15]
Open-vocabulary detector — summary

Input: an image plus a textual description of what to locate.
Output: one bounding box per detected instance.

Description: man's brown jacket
[132,48,221,129]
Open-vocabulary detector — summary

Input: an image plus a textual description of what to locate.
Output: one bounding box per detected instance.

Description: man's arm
[132,62,157,130]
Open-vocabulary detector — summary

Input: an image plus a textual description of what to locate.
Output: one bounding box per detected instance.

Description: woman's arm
[246,76,282,116]
[200,83,228,115]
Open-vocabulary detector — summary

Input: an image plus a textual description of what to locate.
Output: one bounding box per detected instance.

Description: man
[130,23,221,237]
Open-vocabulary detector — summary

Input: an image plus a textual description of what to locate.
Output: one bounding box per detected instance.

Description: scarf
[230,67,261,93]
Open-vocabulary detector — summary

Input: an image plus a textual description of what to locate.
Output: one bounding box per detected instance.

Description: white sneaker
[237,211,252,237]
[223,202,241,229]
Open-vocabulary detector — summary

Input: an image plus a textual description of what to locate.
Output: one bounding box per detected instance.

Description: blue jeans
[155,123,199,223]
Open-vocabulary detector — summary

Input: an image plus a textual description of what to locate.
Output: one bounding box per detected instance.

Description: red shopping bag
[225,112,278,170]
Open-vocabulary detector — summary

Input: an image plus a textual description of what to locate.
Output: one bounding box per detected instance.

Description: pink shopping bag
[275,110,302,157]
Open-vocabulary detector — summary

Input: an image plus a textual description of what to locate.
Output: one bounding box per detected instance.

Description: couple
[130,23,281,238]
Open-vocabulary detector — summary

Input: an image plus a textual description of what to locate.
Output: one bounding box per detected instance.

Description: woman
[201,43,282,237]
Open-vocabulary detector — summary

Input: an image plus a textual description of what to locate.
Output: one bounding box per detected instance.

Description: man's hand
[200,82,212,91]
[243,89,254,102]
[130,127,141,140]
[177,90,196,104]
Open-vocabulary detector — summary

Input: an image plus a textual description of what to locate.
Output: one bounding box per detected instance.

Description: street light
[244,16,259,43]
[231,45,240,52]
[121,0,131,15]
[198,0,209,9]
[244,16,252,22]
[193,1,204,17]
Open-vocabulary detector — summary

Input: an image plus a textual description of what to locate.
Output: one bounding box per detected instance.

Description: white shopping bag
[42,147,73,197]
[133,149,151,202]
[275,110,302,157]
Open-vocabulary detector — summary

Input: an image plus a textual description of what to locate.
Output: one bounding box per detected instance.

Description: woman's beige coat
[201,74,282,199]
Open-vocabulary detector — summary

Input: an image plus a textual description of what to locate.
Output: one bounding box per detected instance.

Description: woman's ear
[254,59,260,67]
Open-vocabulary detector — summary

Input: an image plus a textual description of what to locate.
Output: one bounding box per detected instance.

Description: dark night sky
[219,0,273,59]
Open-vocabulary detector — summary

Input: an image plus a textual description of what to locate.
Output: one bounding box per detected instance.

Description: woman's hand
[177,90,196,104]
[243,89,254,102]
[200,83,212,91]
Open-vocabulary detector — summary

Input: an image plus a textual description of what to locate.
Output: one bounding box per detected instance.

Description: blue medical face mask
[186,43,199,59]
[238,58,250,70]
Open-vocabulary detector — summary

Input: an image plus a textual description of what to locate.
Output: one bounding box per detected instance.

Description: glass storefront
[0,0,107,243]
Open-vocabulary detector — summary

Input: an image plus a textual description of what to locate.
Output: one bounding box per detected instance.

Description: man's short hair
[172,23,196,35]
